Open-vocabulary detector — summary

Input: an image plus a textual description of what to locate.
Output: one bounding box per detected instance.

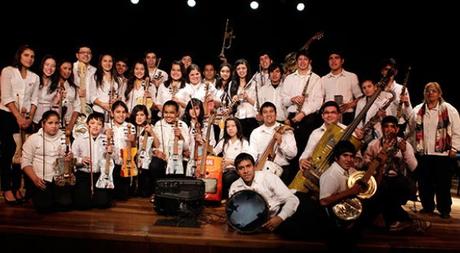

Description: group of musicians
[1,44,460,240]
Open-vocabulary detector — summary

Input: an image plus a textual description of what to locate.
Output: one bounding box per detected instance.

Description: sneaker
[412,219,431,232]
[389,221,412,232]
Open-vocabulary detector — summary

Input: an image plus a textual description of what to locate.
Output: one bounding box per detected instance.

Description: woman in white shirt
[33,55,57,130]
[123,60,155,114]
[1,45,39,204]
[91,54,121,117]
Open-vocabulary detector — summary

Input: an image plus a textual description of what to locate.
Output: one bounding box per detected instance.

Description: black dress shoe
[440,213,451,219]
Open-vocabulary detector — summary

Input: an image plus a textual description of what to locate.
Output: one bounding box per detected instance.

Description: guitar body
[121,147,138,177]
[197,155,223,202]
[166,139,184,175]
[260,160,283,177]
[96,157,115,189]
[137,136,154,169]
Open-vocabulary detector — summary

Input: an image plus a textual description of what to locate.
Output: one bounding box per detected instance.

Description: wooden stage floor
[1,194,460,253]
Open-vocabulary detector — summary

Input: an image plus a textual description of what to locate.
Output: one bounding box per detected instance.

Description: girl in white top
[22,110,73,211]
[52,60,81,134]
[175,64,217,114]
[32,55,57,127]
[156,60,187,114]
[213,117,251,198]
[90,54,121,115]
[1,45,40,203]
[123,60,156,114]
[229,59,258,139]
[183,98,216,177]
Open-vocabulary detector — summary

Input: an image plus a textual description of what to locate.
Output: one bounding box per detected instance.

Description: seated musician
[151,100,189,179]
[72,112,113,209]
[364,116,430,232]
[229,153,300,235]
[249,102,297,183]
[299,101,363,173]
[22,110,73,212]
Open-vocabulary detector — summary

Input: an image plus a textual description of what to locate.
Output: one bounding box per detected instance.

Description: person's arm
[319,184,361,207]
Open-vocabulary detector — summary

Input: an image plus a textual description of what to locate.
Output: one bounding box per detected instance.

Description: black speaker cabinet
[154,178,205,216]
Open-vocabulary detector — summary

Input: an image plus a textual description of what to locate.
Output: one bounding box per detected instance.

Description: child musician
[22,110,73,212]
[151,100,189,183]
[130,104,159,197]
[183,98,215,177]
[109,100,136,200]
[72,112,114,209]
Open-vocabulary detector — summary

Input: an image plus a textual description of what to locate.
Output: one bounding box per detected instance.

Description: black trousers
[417,155,455,215]
[0,110,20,192]
[73,171,112,209]
[113,164,133,200]
[238,117,259,140]
[222,169,239,199]
[30,181,73,212]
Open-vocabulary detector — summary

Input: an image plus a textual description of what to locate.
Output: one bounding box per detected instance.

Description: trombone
[219,19,235,60]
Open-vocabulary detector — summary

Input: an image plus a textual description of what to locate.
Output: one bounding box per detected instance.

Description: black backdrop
[1,0,457,108]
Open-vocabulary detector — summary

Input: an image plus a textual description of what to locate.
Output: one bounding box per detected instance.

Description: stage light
[187,0,196,7]
[250,1,259,10]
[130,0,139,5]
[297,2,305,11]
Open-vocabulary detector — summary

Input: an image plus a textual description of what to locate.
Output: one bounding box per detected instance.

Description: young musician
[109,100,136,200]
[1,45,39,204]
[321,50,362,125]
[202,63,217,86]
[22,111,73,212]
[91,54,121,116]
[259,63,287,122]
[183,98,215,177]
[123,60,155,113]
[156,60,186,114]
[33,55,57,130]
[145,50,168,85]
[130,104,159,197]
[151,100,189,180]
[72,112,113,209]
[230,153,304,237]
[249,102,297,183]
[214,62,233,140]
[213,117,251,199]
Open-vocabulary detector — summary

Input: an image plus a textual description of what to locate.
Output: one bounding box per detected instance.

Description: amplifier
[154,179,205,216]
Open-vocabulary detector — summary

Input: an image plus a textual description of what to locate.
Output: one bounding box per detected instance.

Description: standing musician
[281,49,323,156]
[156,60,187,115]
[123,60,155,113]
[252,52,272,89]
[229,59,258,140]
[52,60,81,136]
[259,63,287,123]
[213,62,233,140]
[22,111,73,212]
[1,45,39,204]
[145,50,168,85]
[90,54,121,115]
[203,63,217,86]
[321,50,362,125]
[72,112,114,209]
[363,116,424,232]
[73,44,96,115]
[249,102,297,184]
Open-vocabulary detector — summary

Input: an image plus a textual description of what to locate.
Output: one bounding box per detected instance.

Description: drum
[226,190,269,233]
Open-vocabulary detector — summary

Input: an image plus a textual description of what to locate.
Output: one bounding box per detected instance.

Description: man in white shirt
[73,44,96,115]
[250,102,297,183]
[321,50,362,125]
[229,152,299,234]
[259,63,287,122]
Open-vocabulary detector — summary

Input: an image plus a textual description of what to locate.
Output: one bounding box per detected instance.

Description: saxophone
[289,72,393,195]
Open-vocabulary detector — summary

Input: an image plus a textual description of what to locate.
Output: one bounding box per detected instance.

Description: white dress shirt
[259,82,287,121]
[281,69,324,116]
[385,81,413,124]
[73,61,96,104]
[229,170,299,220]
[321,69,362,112]
[153,119,190,156]
[72,133,110,173]
[250,123,297,167]
[319,161,356,200]
[299,123,346,160]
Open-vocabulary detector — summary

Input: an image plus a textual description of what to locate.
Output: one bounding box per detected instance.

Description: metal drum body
[226,190,269,233]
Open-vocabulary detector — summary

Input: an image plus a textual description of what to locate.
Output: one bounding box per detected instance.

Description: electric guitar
[137,124,154,169]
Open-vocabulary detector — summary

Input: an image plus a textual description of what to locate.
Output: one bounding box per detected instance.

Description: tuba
[289,72,393,195]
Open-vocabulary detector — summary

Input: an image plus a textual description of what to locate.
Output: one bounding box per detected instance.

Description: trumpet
[219,19,235,60]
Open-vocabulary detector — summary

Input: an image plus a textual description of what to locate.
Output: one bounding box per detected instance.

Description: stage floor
[1,194,459,253]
